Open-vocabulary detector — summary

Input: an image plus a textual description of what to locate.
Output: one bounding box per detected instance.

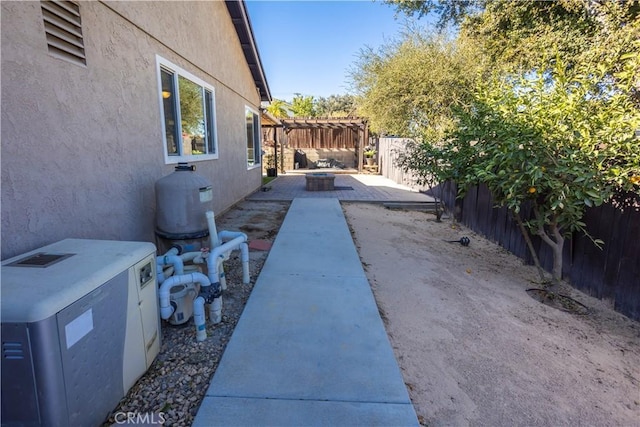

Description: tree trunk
[534,209,565,291]
[550,232,564,285]
[512,210,547,283]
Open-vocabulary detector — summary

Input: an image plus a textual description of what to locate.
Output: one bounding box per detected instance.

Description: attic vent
[3,342,25,360]
[41,1,86,65]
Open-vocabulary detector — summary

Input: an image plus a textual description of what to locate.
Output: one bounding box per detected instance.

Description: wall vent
[3,342,25,360]
[41,1,86,66]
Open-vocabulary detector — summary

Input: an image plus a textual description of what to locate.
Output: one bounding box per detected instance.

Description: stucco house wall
[1,1,265,259]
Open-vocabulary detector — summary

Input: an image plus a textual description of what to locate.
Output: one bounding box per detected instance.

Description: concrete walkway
[247,174,433,203]
[193,198,419,426]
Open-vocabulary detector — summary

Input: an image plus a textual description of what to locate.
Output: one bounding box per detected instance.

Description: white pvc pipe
[218,230,248,242]
[180,251,204,262]
[157,264,166,285]
[194,297,206,341]
[157,254,184,277]
[160,265,175,283]
[206,235,248,285]
[218,258,227,291]
[156,247,180,284]
[206,211,220,249]
[209,297,223,324]
[240,242,250,284]
[164,247,180,257]
[158,272,211,320]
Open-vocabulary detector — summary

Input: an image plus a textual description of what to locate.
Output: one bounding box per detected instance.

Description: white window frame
[156,55,218,164]
[245,106,261,169]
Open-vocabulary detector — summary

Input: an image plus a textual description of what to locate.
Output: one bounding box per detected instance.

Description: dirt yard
[343,203,640,427]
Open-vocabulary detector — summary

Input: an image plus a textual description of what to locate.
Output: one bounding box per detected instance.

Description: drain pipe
[158,272,210,320]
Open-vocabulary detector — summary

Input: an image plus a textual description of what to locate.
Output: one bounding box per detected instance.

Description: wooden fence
[380,138,640,320]
[378,138,428,191]
[265,127,358,149]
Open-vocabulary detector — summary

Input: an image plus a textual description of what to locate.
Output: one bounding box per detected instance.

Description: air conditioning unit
[1,239,161,427]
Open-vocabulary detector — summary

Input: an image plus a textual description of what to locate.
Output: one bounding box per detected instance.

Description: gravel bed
[103,201,289,426]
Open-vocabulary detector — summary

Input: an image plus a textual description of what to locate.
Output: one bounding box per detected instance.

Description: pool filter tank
[155,163,213,253]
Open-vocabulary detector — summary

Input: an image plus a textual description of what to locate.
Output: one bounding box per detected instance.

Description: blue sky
[245,0,415,101]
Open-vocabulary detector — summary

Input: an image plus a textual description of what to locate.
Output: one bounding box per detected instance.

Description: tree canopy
[290,94,316,117]
[265,94,357,119]
[358,0,640,285]
[350,30,483,137]
[314,94,356,117]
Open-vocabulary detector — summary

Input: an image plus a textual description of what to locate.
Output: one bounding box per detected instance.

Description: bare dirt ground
[343,203,640,427]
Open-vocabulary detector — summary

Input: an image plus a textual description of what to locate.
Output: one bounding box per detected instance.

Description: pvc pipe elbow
[160,303,174,320]
[163,247,180,257]
[163,255,184,275]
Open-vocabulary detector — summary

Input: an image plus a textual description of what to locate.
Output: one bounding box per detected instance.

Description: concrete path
[247,174,433,203]
[193,198,419,426]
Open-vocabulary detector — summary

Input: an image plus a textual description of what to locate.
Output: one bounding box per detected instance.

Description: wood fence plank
[613,208,640,318]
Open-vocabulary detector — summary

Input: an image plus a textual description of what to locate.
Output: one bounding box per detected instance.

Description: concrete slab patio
[193,198,419,426]
[247,173,433,203]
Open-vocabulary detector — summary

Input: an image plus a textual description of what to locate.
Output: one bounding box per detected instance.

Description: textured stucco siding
[1,1,262,259]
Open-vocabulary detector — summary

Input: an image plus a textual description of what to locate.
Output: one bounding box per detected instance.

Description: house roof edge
[225,0,272,102]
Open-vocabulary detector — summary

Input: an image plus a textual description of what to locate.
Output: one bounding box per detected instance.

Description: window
[245,107,261,168]
[41,1,86,66]
[156,56,218,163]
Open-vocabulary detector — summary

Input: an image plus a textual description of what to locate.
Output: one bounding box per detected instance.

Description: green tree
[350,29,483,136]
[385,0,640,86]
[266,98,290,118]
[383,0,480,29]
[449,55,640,285]
[290,93,317,117]
[380,0,640,287]
[314,94,356,117]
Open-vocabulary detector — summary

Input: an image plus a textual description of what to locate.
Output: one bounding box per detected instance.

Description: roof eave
[225,0,272,102]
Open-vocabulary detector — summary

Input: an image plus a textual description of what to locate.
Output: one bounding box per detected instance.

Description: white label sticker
[65,309,93,349]
[199,186,213,203]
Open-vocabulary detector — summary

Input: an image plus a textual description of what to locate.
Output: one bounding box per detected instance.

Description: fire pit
[305,173,335,191]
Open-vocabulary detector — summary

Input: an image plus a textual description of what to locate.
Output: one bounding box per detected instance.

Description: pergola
[260,115,369,173]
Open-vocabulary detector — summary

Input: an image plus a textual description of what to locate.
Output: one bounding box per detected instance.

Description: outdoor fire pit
[305,173,335,191]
